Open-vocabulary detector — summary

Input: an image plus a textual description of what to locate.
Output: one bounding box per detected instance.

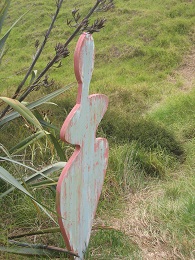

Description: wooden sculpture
[56,33,109,259]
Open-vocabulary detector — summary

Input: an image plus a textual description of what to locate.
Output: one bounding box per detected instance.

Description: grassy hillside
[0,0,195,259]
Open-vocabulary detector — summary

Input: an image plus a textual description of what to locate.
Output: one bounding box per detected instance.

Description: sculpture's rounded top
[74,33,94,85]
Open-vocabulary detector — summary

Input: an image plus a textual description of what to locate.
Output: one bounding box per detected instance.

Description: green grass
[143,170,195,258]
[148,88,195,137]
[0,0,195,259]
[86,229,141,259]
[1,0,194,93]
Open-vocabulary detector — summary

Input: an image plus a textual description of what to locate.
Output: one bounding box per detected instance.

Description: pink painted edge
[74,33,94,104]
[90,137,109,216]
[60,33,94,142]
[89,94,109,131]
[56,147,80,252]
[60,94,109,143]
[60,104,80,142]
[74,32,90,84]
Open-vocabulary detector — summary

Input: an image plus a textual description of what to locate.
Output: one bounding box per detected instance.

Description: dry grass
[105,187,190,260]
[168,47,195,92]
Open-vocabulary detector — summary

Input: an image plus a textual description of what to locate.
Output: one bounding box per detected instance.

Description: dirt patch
[102,188,186,260]
[169,48,195,92]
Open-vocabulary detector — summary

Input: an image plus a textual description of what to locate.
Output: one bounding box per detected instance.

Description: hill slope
[0,0,195,259]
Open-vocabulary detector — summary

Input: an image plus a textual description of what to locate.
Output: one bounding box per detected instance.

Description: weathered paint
[56,33,109,259]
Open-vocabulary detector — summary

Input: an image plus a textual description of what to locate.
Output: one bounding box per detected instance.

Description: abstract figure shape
[56,33,109,259]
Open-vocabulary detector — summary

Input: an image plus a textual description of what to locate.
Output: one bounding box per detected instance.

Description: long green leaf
[0,166,57,223]
[0,245,68,257]
[32,109,60,131]
[0,241,78,257]
[8,227,60,239]
[25,162,66,184]
[9,130,46,154]
[29,70,37,85]
[0,156,37,172]
[0,0,11,61]
[30,177,58,188]
[39,119,60,131]
[26,83,75,110]
[48,134,66,161]
[0,9,29,60]
[0,83,75,126]
[0,0,11,33]
[6,116,65,159]
[8,224,115,239]
[0,97,43,130]
[0,161,66,198]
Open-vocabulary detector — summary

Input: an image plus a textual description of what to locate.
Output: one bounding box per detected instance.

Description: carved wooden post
[56,33,109,259]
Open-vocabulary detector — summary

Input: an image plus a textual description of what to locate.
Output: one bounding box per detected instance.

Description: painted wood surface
[56,33,109,259]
